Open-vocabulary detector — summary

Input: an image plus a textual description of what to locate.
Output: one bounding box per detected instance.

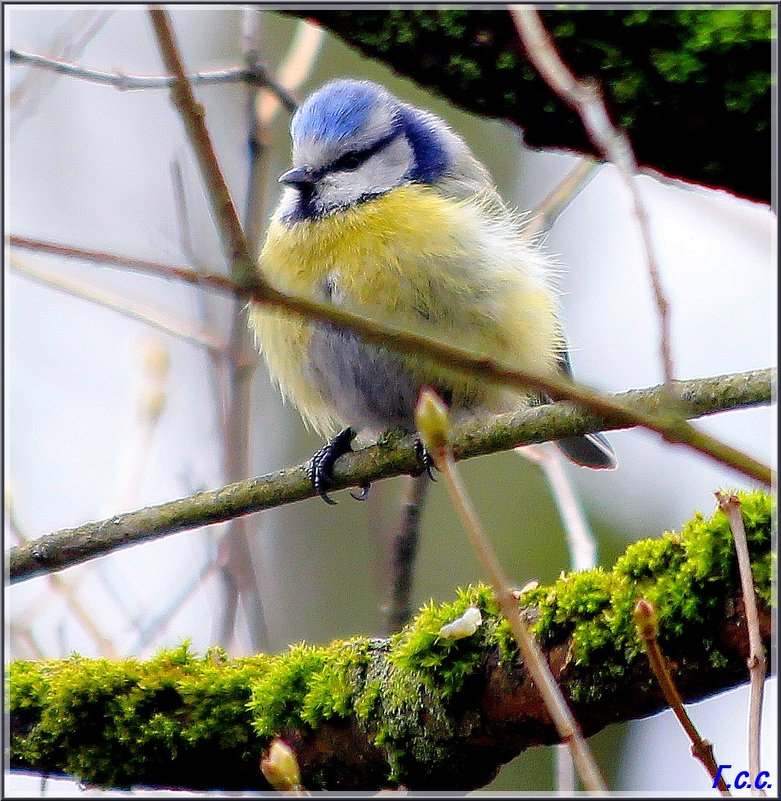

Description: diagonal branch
[7,233,774,486]
[9,255,225,351]
[148,7,259,290]
[8,367,774,584]
[511,7,674,388]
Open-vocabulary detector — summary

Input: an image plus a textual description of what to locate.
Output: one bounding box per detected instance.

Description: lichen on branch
[9,489,773,791]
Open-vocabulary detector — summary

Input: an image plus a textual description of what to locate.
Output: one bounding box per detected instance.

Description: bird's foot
[414,435,438,482]
[308,427,371,505]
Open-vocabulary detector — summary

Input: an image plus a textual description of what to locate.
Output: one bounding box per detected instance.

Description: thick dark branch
[8,490,774,790]
[8,367,774,584]
[289,9,771,201]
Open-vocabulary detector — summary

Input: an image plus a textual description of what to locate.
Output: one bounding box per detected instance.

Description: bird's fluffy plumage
[249,79,615,467]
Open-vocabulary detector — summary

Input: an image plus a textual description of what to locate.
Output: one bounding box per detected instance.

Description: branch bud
[260,738,302,791]
[633,597,658,641]
[415,388,451,455]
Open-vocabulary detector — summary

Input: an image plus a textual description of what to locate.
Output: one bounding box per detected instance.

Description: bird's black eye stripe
[333,151,365,172]
[327,130,400,174]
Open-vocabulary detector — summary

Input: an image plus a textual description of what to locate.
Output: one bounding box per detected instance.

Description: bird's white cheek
[318,136,416,209]
[275,187,303,220]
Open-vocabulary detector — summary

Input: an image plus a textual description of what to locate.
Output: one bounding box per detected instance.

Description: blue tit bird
[248,79,615,502]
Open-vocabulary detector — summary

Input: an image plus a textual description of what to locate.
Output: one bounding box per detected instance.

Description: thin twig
[211,5,269,654]
[7,367,775,585]
[8,233,773,487]
[525,157,599,238]
[148,7,258,289]
[9,625,46,660]
[511,7,675,388]
[10,255,225,351]
[384,473,430,634]
[520,443,598,791]
[715,492,767,796]
[171,154,236,643]
[7,48,298,111]
[6,494,117,657]
[170,159,230,439]
[8,234,233,289]
[634,599,731,795]
[416,391,606,792]
[519,445,597,572]
[9,11,113,128]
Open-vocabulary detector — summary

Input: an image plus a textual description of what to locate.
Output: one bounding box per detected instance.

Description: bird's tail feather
[555,432,617,470]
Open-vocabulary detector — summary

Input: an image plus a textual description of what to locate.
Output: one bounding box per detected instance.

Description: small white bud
[438,605,482,640]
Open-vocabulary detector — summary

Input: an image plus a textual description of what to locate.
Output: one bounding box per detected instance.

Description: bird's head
[276,79,489,222]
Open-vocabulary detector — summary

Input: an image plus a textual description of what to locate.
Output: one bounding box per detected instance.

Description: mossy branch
[288,9,772,201]
[9,367,774,584]
[9,490,774,791]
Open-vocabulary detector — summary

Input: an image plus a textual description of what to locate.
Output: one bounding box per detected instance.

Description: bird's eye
[335,152,364,171]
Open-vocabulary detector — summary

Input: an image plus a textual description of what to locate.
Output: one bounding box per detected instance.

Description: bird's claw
[350,482,371,501]
[308,427,372,504]
[414,435,438,482]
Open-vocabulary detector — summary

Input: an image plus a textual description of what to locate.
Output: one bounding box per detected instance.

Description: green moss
[612,71,643,104]
[651,9,771,90]
[248,638,375,738]
[623,10,651,26]
[523,488,773,699]
[553,19,577,39]
[9,490,772,789]
[447,54,481,83]
[368,663,453,782]
[390,584,498,697]
[676,8,772,52]
[437,9,468,39]
[9,644,272,788]
[496,51,517,71]
[651,49,706,83]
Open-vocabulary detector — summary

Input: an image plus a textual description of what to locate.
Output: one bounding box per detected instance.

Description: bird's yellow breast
[249,184,562,436]
[260,185,475,302]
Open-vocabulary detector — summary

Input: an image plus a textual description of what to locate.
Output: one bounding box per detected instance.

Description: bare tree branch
[512,7,674,387]
[716,491,768,794]
[7,48,298,111]
[9,255,225,351]
[211,5,270,654]
[634,598,731,794]
[8,367,774,584]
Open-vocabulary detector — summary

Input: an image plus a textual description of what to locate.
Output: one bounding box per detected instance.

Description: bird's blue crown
[291,80,390,146]
[290,79,449,184]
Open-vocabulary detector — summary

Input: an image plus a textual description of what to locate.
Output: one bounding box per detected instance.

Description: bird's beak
[278,166,317,187]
